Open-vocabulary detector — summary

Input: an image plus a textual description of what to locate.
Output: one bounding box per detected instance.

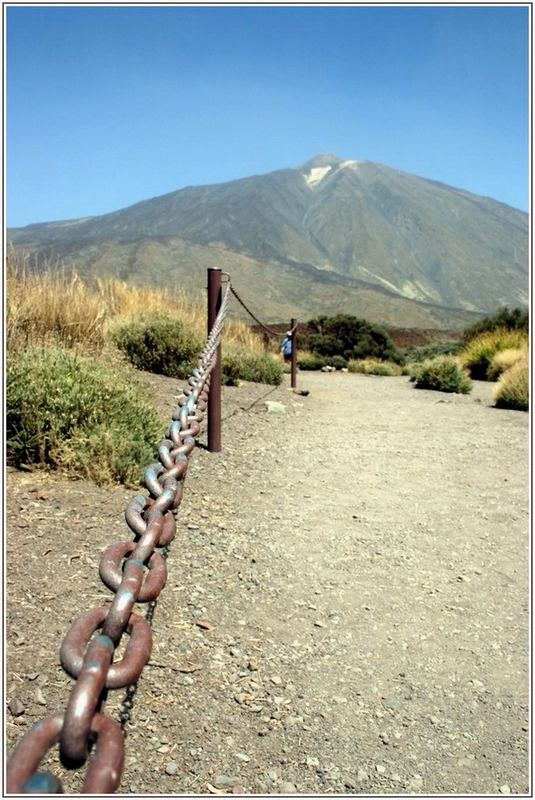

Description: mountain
[8,154,528,329]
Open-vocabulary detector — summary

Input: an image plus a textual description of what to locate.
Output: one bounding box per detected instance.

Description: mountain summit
[301,154,346,169]
[8,156,528,328]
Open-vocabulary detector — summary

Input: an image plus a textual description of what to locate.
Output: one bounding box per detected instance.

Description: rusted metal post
[290,318,297,389]
[207,268,222,452]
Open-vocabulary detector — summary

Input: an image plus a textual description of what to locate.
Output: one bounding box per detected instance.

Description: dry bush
[494,354,529,411]
[7,250,265,355]
[487,347,526,380]
[460,328,529,380]
[7,251,107,350]
[348,358,403,376]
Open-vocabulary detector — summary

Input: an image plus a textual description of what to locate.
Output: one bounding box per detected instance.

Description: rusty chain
[229,286,297,338]
[6,280,231,794]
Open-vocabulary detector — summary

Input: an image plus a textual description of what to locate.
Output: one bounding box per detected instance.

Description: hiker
[281,331,293,362]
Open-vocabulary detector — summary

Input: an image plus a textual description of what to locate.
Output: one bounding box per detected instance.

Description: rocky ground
[6,371,530,795]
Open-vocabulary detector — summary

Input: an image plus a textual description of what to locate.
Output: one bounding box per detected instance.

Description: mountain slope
[8,154,528,327]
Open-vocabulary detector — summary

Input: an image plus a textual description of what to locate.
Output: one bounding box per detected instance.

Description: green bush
[222,350,283,386]
[109,311,202,378]
[402,340,462,363]
[348,359,402,376]
[307,314,404,364]
[329,355,349,370]
[460,328,529,380]
[462,307,529,344]
[494,355,529,411]
[412,356,472,394]
[297,351,327,371]
[6,345,161,485]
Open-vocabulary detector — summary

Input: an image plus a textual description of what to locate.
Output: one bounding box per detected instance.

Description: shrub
[307,314,404,364]
[109,311,202,378]
[402,340,462,363]
[461,329,529,380]
[487,347,526,381]
[297,351,327,371]
[462,307,529,344]
[494,355,529,411]
[6,345,161,485]
[329,355,349,370]
[222,349,283,386]
[412,356,472,394]
[348,359,402,376]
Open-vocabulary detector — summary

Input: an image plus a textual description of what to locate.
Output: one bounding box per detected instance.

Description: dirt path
[6,372,529,795]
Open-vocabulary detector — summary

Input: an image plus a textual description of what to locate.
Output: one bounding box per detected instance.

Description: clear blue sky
[7,4,529,227]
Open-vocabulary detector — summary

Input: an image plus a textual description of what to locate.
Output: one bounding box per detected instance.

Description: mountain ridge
[8,154,528,329]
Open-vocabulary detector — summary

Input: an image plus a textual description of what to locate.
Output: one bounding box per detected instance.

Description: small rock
[408,775,423,791]
[313,620,325,628]
[214,775,240,789]
[279,782,297,794]
[306,756,320,767]
[232,786,245,795]
[265,401,286,414]
[195,620,213,631]
[35,687,46,705]
[267,769,278,781]
[499,785,511,795]
[375,764,386,775]
[9,697,25,717]
[236,753,250,763]
[383,697,403,711]
[247,660,259,672]
[333,695,347,704]
[357,768,368,782]
[165,762,179,776]
[187,524,200,531]
[270,676,282,685]
[283,715,303,727]
[157,745,170,754]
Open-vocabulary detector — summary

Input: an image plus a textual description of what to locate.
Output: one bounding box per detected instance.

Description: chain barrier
[6,282,231,794]
[229,286,297,338]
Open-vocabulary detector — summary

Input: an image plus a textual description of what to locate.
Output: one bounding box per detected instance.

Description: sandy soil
[6,371,530,795]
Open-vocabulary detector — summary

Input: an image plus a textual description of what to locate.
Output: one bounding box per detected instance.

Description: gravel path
[6,371,529,795]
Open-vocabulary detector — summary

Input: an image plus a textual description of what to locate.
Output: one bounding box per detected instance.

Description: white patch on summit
[304,165,332,187]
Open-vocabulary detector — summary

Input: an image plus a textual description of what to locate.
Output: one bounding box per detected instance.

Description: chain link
[7,281,231,793]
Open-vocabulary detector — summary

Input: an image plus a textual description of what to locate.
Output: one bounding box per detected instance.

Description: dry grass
[348,358,403,376]
[493,354,529,411]
[487,347,527,380]
[460,328,529,380]
[7,253,108,350]
[7,250,264,354]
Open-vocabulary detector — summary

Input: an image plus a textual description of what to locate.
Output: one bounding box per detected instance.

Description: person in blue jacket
[281,331,293,362]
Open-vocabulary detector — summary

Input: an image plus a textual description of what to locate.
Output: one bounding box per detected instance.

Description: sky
[6,4,530,227]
